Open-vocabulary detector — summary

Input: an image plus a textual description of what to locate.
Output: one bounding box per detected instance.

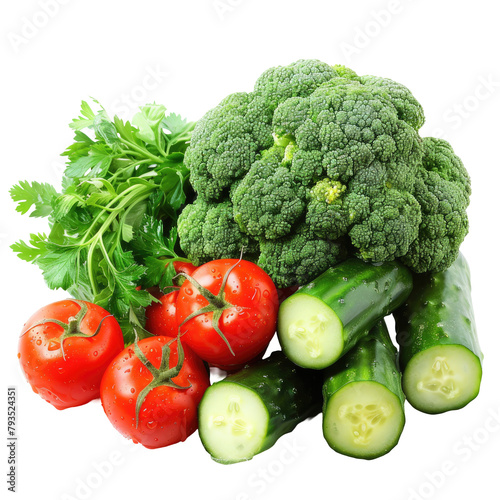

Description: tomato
[100,336,210,449]
[176,259,279,366]
[145,290,179,336]
[18,299,124,410]
[173,260,197,276]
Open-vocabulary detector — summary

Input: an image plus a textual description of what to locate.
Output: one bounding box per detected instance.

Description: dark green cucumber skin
[322,320,405,407]
[204,351,322,459]
[394,252,482,371]
[289,258,413,356]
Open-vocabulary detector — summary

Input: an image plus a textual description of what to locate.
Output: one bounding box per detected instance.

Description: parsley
[10,100,195,343]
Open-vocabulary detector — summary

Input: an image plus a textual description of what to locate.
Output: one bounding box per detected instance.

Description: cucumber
[322,320,405,459]
[198,351,322,464]
[394,253,483,414]
[277,258,413,369]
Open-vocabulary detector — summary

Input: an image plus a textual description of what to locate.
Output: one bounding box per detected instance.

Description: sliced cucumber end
[278,293,343,369]
[198,382,269,464]
[323,381,405,459]
[403,344,482,414]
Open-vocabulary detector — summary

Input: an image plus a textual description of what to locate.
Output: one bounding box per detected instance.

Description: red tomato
[145,291,179,336]
[100,336,210,449]
[18,300,124,410]
[173,260,197,276]
[176,259,279,366]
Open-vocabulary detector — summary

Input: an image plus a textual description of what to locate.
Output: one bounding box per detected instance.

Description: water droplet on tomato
[35,339,42,346]
[93,351,98,357]
[263,290,270,298]
[185,288,193,296]
[17,353,21,359]
[130,388,135,394]
[146,421,158,430]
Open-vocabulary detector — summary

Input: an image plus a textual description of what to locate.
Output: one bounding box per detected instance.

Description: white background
[1,1,499,499]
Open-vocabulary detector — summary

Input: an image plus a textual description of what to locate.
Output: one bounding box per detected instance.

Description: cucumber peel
[198,351,322,464]
[394,253,483,414]
[278,258,413,370]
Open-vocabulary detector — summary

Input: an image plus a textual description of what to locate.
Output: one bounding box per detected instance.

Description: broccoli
[177,198,258,265]
[401,137,471,273]
[305,179,351,240]
[231,147,308,240]
[179,60,471,287]
[257,224,346,288]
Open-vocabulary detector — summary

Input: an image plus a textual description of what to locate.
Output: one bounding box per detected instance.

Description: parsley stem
[119,138,163,163]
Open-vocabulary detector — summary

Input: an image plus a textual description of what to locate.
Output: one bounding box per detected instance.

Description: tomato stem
[177,259,244,357]
[133,335,191,429]
[20,300,112,360]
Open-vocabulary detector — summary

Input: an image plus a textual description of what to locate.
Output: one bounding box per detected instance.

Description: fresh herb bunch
[10,100,195,342]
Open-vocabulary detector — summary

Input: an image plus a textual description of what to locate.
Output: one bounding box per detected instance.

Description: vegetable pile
[11,59,482,462]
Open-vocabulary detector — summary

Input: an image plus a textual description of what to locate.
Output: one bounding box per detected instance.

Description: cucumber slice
[198,351,322,464]
[277,294,343,369]
[402,345,482,414]
[322,320,405,459]
[278,258,413,369]
[199,383,269,463]
[394,253,483,414]
[323,381,404,459]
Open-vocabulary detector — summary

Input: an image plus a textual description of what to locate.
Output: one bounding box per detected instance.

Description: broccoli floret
[177,198,257,265]
[177,199,206,264]
[401,138,470,273]
[257,224,346,288]
[254,59,343,109]
[348,188,422,262]
[358,75,425,131]
[180,60,472,285]
[185,92,274,201]
[306,179,351,240]
[231,147,308,240]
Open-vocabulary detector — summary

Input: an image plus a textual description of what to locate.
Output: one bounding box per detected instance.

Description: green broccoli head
[177,198,258,266]
[401,138,470,273]
[180,60,471,285]
[257,224,346,288]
